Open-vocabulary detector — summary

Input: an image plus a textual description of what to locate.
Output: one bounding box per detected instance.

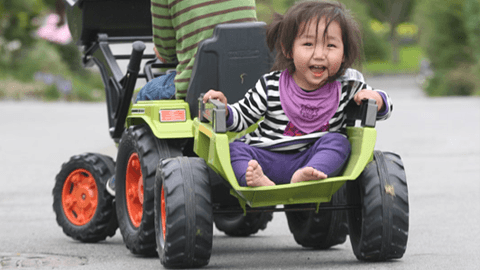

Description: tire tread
[53,153,117,243]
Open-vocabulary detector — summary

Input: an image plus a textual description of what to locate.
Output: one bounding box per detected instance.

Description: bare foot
[290,167,327,184]
[245,160,275,187]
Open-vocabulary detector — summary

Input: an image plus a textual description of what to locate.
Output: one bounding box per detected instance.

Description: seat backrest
[186,22,274,119]
[66,0,152,46]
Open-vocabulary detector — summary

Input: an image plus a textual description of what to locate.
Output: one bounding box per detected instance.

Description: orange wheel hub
[62,169,98,226]
[161,187,166,240]
[126,153,143,228]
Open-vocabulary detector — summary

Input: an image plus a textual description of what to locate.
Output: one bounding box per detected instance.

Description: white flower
[6,39,21,51]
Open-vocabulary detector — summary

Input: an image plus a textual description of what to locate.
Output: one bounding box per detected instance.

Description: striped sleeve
[374,90,393,120]
[339,68,365,83]
[228,75,269,132]
[151,0,177,62]
[343,79,393,121]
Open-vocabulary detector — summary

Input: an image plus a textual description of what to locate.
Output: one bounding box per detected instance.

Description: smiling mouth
[311,66,326,77]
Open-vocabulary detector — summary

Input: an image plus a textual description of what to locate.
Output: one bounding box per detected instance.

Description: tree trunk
[390,24,400,64]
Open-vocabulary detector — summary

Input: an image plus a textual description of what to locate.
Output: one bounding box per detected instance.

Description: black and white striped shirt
[227,69,393,152]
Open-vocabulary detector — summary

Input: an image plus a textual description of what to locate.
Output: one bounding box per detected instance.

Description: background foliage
[359,0,416,64]
[0,0,103,101]
[1,0,479,100]
[415,0,480,96]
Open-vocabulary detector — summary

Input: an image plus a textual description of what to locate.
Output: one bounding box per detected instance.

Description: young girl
[203,0,392,187]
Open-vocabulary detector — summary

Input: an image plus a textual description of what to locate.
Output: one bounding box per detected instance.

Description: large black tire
[214,208,274,237]
[284,185,348,249]
[116,125,181,256]
[53,153,117,243]
[155,157,213,268]
[347,151,409,261]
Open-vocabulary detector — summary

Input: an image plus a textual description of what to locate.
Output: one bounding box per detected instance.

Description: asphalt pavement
[0,74,479,269]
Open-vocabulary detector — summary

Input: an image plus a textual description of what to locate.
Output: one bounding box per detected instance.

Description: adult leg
[291,133,351,183]
[136,71,176,101]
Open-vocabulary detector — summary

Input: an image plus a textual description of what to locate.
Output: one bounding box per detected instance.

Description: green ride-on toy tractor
[52,0,409,268]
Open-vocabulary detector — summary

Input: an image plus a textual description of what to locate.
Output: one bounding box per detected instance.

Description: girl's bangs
[296,6,342,40]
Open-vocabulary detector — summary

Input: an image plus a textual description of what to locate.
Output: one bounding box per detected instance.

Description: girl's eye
[327,44,336,48]
[304,43,313,46]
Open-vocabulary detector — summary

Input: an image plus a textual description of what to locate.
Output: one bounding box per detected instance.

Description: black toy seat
[186,22,274,119]
[66,0,152,46]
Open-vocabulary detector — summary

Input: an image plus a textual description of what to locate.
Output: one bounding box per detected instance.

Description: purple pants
[230,133,351,186]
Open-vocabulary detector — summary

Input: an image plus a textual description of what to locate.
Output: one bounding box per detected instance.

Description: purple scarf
[279,70,340,134]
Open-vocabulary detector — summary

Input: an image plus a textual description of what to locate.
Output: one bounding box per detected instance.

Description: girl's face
[289,18,344,91]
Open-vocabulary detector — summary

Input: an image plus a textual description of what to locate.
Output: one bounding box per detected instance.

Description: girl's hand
[354,90,384,112]
[202,89,228,116]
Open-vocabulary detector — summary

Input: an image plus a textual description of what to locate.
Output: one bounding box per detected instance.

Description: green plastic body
[126,101,376,209]
[193,119,376,208]
[127,100,194,139]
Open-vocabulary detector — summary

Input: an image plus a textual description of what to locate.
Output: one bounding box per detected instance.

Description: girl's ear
[281,43,292,59]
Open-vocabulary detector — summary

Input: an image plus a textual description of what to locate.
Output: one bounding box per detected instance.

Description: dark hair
[266,0,363,82]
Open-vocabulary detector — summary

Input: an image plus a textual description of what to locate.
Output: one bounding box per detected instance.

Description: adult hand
[154,47,167,63]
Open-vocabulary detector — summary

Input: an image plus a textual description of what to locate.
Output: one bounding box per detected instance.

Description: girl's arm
[340,70,393,121]
[204,76,268,132]
[354,90,384,111]
[353,87,393,121]
[228,76,269,131]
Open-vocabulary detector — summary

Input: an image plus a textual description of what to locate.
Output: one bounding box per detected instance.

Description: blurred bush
[0,0,45,70]
[464,0,480,96]
[339,0,390,64]
[464,0,480,62]
[0,0,104,101]
[415,0,480,96]
[396,22,419,45]
[0,0,44,46]
[256,0,296,23]
[362,19,390,62]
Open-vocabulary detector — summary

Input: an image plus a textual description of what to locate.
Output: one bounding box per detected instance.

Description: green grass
[363,46,424,75]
